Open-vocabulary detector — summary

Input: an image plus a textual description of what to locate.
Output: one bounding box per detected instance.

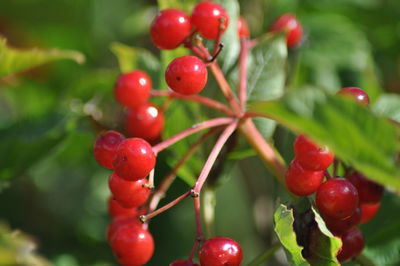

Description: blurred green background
[0,0,399,265]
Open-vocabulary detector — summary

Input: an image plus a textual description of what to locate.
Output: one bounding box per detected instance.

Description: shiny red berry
[110,224,154,266]
[199,236,243,266]
[316,178,359,219]
[294,135,334,171]
[93,130,125,169]
[114,70,152,108]
[108,197,139,218]
[337,87,370,106]
[237,17,250,38]
[285,160,324,196]
[109,172,151,208]
[360,202,380,224]
[337,228,364,262]
[347,171,383,204]
[191,1,229,40]
[270,13,303,48]
[324,207,361,235]
[169,260,200,266]
[107,215,142,242]
[125,104,164,141]
[150,9,192,50]
[165,55,208,95]
[113,138,156,181]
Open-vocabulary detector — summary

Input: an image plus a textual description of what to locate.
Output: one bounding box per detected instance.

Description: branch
[238,39,250,108]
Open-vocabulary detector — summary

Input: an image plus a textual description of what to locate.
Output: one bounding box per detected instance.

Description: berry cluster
[285,86,383,262]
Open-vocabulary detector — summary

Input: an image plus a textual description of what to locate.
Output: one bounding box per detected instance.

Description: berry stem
[152,117,234,154]
[188,196,203,261]
[333,158,338,177]
[247,242,281,266]
[192,120,239,195]
[150,90,234,116]
[324,170,332,180]
[140,190,191,222]
[238,39,250,109]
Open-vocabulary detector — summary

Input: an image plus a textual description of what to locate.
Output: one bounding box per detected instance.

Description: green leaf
[273,204,310,266]
[157,0,195,12]
[372,94,400,123]
[0,37,84,77]
[250,88,400,190]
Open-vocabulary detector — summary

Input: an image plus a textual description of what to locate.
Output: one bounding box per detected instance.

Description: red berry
[337,228,364,262]
[113,138,156,181]
[150,9,192,50]
[110,224,154,266]
[324,207,361,235]
[108,197,139,218]
[191,1,229,40]
[107,215,142,242]
[294,135,334,171]
[114,70,152,108]
[165,55,208,95]
[346,171,383,204]
[270,13,303,48]
[199,236,242,266]
[360,202,380,224]
[109,172,151,208]
[125,104,164,141]
[93,130,125,169]
[169,260,199,266]
[337,87,370,106]
[285,160,324,196]
[316,178,359,219]
[237,17,250,38]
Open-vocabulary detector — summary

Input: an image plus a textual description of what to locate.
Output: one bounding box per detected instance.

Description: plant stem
[152,117,234,154]
[188,196,204,261]
[192,120,239,195]
[239,119,287,186]
[151,90,234,116]
[247,242,281,266]
[238,39,249,109]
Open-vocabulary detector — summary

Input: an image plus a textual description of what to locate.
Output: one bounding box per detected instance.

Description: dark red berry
[337,87,370,106]
[191,1,229,40]
[93,130,125,169]
[108,197,139,218]
[113,138,156,181]
[360,202,380,224]
[109,172,151,208]
[270,13,303,48]
[347,171,383,204]
[169,260,200,266]
[237,17,250,38]
[337,228,364,262]
[316,178,359,219]
[150,9,192,50]
[199,236,242,266]
[110,224,154,266]
[294,135,334,171]
[165,55,208,95]
[324,207,361,235]
[107,215,142,242]
[125,104,164,141]
[114,70,152,108]
[285,160,324,196]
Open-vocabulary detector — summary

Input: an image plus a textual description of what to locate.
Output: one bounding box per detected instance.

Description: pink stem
[238,39,249,109]
[192,120,239,195]
[188,196,203,261]
[152,117,234,154]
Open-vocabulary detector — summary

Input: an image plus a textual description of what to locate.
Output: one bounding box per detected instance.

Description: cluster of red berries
[286,87,383,262]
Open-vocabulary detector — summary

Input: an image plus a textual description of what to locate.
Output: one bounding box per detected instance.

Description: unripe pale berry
[337,87,370,106]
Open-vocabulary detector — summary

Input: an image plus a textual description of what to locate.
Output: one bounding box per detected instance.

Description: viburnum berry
[346,171,383,204]
[316,178,359,219]
[108,197,139,218]
[323,207,361,235]
[109,172,151,208]
[337,227,364,262]
[114,70,152,108]
[270,13,303,48]
[237,17,250,38]
[169,260,200,266]
[360,202,380,224]
[191,1,229,40]
[165,55,208,95]
[107,215,142,242]
[285,160,324,196]
[125,103,165,141]
[113,138,156,181]
[93,130,125,169]
[294,135,334,171]
[150,8,192,50]
[110,224,154,266]
[199,237,243,266]
[337,87,370,106]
